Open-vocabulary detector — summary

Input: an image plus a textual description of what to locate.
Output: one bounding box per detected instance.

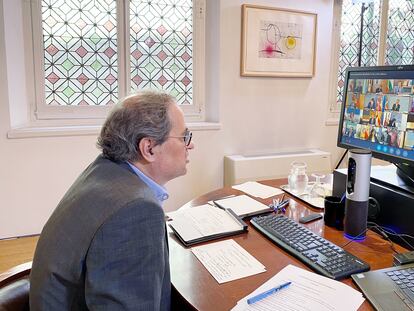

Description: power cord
[367,222,399,254]
[335,149,348,170]
[339,228,368,249]
[367,221,414,250]
[339,222,414,255]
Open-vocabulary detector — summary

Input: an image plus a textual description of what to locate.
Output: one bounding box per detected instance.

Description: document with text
[213,195,271,218]
[191,239,266,284]
[232,181,284,199]
[231,264,364,311]
[168,204,247,246]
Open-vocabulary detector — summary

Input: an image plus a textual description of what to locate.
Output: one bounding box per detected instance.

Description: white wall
[0,0,343,239]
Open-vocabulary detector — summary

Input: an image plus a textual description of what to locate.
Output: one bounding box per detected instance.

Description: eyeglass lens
[184,131,192,146]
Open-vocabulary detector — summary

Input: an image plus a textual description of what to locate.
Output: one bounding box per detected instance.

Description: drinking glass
[288,162,309,194]
[310,173,326,198]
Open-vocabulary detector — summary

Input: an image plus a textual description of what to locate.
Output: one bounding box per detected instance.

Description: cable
[340,228,369,249]
[340,224,403,254]
[367,221,414,250]
[335,149,348,170]
[367,223,399,254]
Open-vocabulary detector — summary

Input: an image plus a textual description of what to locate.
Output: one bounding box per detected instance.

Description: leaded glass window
[335,0,414,112]
[336,0,381,107]
[36,0,201,117]
[385,0,414,65]
[130,0,193,106]
[42,0,118,106]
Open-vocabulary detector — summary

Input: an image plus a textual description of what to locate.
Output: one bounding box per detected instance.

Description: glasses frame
[168,130,192,147]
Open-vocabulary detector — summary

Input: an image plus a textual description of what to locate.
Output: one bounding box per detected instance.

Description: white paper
[191,239,266,284]
[232,264,364,311]
[214,195,270,217]
[168,204,243,242]
[232,181,284,199]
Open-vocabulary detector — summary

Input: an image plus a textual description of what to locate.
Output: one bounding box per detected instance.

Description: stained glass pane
[385,0,414,65]
[336,0,381,108]
[130,0,193,105]
[42,0,118,106]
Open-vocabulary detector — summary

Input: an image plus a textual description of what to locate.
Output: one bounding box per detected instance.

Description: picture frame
[240,4,317,77]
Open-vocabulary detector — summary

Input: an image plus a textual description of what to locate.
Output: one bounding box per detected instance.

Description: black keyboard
[251,214,370,280]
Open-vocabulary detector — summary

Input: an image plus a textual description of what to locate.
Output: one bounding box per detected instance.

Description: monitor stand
[369,164,414,195]
[333,165,414,250]
[395,163,414,190]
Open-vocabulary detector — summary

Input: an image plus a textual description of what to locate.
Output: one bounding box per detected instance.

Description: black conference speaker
[344,149,372,239]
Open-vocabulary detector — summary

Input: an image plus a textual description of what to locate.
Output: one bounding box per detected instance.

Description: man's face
[153,104,194,184]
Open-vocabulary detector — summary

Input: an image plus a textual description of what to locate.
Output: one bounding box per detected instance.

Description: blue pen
[247,281,292,305]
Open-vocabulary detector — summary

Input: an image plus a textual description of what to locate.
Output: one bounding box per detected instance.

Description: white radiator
[224,149,332,186]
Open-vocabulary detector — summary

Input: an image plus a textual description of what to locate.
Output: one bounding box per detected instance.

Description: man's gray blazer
[30,155,170,310]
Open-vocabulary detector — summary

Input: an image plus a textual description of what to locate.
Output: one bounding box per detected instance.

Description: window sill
[188,121,221,131]
[7,122,222,139]
[7,125,102,139]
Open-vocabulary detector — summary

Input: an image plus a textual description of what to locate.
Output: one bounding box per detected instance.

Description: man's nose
[186,141,194,150]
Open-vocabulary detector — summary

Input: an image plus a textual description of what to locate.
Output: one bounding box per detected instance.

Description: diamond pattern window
[385,0,414,65]
[42,0,118,107]
[130,0,193,106]
[33,0,204,121]
[334,0,414,112]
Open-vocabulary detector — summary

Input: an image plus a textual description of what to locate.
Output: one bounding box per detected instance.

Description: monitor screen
[337,65,414,165]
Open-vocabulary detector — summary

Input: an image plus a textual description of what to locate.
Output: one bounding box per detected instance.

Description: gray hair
[97,90,175,162]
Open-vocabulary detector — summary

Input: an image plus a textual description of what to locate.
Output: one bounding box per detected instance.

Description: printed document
[213,195,271,218]
[191,239,266,284]
[168,204,244,243]
[232,181,284,199]
[231,264,364,311]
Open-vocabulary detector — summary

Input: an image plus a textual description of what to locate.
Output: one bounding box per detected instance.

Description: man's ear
[138,137,156,162]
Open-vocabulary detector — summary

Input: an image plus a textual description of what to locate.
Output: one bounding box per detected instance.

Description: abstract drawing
[259,21,302,59]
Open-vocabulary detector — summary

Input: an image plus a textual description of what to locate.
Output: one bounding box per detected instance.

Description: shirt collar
[127,162,169,203]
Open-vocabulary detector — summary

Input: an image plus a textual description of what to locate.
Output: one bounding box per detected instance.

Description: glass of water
[288,162,309,194]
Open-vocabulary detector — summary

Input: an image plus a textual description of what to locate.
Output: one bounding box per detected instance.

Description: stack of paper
[191,239,266,283]
[232,264,365,311]
[232,181,284,199]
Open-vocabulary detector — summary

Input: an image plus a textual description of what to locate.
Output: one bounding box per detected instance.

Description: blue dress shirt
[127,162,169,203]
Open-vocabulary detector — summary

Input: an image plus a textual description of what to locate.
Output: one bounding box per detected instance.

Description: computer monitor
[337,65,414,186]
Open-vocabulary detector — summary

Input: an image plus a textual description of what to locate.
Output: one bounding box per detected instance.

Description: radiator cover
[224,149,332,186]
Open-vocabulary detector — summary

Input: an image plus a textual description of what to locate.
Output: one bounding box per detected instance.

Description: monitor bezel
[337,64,414,166]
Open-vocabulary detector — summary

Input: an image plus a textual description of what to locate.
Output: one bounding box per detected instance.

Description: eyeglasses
[168,129,192,147]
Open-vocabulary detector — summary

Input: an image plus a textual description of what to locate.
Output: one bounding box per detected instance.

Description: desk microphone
[344,149,371,239]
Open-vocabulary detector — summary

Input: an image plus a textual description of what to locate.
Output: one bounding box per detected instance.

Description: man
[354,81,363,93]
[30,90,194,310]
[392,99,400,111]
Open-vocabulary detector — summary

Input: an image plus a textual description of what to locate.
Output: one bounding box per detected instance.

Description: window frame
[29,0,205,123]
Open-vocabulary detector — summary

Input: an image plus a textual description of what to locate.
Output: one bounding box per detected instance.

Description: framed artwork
[241,4,317,77]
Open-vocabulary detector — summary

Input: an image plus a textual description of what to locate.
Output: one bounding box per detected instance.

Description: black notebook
[167,204,248,247]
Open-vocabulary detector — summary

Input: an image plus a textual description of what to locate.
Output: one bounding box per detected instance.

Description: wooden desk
[169,179,406,311]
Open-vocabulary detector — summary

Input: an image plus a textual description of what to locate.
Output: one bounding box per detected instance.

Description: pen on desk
[212,200,229,210]
[247,281,292,305]
[277,200,289,208]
